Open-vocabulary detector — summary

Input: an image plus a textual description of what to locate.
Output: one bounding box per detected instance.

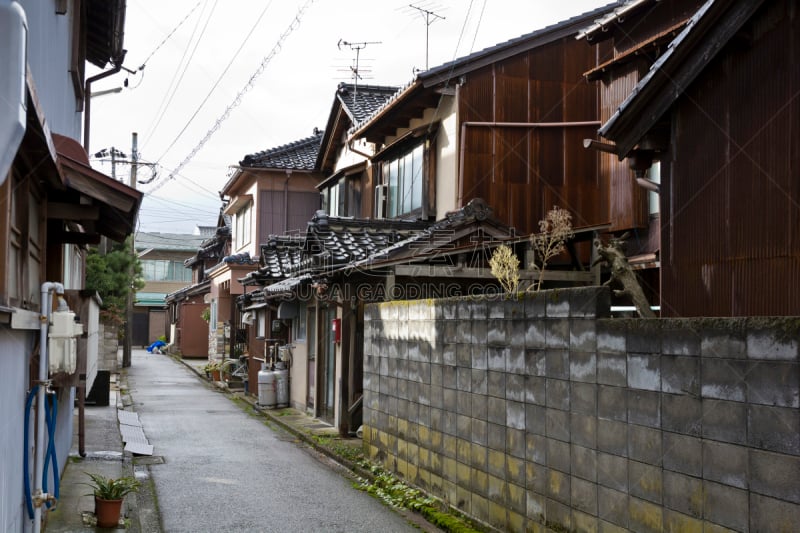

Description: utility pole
[122,132,138,368]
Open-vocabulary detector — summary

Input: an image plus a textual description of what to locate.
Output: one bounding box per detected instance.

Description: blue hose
[43,392,59,508]
[23,385,38,519]
[23,386,60,519]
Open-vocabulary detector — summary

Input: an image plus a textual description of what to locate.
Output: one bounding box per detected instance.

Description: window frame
[234,201,253,249]
[373,125,438,221]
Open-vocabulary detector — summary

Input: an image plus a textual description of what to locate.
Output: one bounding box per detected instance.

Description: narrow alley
[126,350,419,533]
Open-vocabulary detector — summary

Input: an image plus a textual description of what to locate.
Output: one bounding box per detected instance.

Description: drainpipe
[284,170,292,232]
[456,120,601,205]
[347,138,372,159]
[83,51,126,151]
[34,282,64,533]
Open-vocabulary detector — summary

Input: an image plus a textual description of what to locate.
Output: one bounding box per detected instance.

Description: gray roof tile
[240,130,323,170]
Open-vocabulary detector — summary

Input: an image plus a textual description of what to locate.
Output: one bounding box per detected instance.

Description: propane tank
[274,366,288,408]
[257,367,276,408]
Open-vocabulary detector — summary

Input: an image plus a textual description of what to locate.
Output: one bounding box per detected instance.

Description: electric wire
[154,2,274,164]
[142,0,216,146]
[144,0,317,195]
[136,0,203,71]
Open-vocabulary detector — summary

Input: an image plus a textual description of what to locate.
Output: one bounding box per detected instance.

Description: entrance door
[307,307,315,411]
[318,307,337,423]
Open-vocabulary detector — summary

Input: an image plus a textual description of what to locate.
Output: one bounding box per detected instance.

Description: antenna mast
[337,39,381,99]
[408,3,445,70]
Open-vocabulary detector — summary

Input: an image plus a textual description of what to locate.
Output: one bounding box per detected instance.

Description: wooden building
[585,0,799,316]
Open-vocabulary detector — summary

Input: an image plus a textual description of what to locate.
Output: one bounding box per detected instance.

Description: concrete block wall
[99,323,119,372]
[362,288,800,532]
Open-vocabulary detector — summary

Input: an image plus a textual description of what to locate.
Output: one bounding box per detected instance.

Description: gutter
[83,51,126,151]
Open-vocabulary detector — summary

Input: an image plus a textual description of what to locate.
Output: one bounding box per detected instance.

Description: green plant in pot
[81,472,140,528]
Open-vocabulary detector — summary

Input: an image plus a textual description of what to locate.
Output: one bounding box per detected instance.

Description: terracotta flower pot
[211,370,221,381]
[94,496,123,528]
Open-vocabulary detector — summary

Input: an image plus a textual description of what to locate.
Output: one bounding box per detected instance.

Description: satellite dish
[203,293,212,304]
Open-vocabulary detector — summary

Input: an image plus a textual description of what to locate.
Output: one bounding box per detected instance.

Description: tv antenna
[337,39,381,98]
[408,3,445,70]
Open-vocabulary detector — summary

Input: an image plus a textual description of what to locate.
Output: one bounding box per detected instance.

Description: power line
[144,0,317,195]
[136,0,203,71]
[142,0,217,146]
[154,1,275,163]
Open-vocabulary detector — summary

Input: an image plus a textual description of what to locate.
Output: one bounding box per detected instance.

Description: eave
[349,80,442,145]
[599,0,767,158]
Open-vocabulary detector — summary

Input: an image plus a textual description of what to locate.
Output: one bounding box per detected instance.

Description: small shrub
[489,244,520,295]
[529,206,574,291]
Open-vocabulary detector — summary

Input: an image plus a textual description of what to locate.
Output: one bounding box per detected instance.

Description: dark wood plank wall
[459,37,603,235]
[600,62,649,231]
[662,0,800,316]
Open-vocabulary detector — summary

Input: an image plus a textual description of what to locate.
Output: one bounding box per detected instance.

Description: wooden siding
[662,1,800,316]
[613,0,706,56]
[458,38,603,234]
[258,189,320,240]
[600,61,649,231]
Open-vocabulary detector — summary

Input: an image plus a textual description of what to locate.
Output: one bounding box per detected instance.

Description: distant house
[134,231,205,346]
[0,2,139,531]
[582,0,799,315]
[181,131,325,364]
[166,214,231,358]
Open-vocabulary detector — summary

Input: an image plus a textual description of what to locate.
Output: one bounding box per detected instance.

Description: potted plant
[202,361,222,381]
[81,472,140,528]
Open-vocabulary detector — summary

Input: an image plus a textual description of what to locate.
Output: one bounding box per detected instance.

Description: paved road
[127,350,417,533]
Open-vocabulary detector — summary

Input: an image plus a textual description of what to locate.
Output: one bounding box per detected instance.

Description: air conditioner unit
[374,184,388,219]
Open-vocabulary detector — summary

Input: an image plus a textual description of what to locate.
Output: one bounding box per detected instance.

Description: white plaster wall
[0,329,31,533]
[18,1,83,139]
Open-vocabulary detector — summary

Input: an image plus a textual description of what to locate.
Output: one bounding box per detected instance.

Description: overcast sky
[88,0,610,234]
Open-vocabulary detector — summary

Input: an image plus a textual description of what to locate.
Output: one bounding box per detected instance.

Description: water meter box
[49,310,84,375]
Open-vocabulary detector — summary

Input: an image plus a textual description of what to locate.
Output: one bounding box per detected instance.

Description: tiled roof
[292,211,431,273]
[258,236,304,278]
[336,83,400,124]
[239,130,323,170]
[135,232,206,252]
[418,2,617,84]
[340,199,515,271]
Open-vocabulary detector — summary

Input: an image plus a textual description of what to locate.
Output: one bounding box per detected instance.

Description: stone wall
[362,288,800,532]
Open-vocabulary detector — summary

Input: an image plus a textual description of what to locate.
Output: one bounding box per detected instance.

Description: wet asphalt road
[126,350,417,533]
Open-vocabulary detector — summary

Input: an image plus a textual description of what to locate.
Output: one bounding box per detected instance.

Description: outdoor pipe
[83,51,126,151]
[456,120,602,205]
[34,282,64,533]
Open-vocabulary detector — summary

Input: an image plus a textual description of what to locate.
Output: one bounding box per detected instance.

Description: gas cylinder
[257,368,276,408]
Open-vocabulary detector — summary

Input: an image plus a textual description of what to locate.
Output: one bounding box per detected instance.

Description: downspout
[34,282,64,533]
[456,120,602,205]
[347,138,372,159]
[82,51,126,151]
[284,170,292,232]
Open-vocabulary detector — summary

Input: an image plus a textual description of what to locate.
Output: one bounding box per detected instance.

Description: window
[321,175,362,218]
[388,144,423,217]
[379,141,425,218]
[234,202,252,249]
[257,309,266,338]
[140,260,191,282]
[5,172,43,309]
[293,307,307,342]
